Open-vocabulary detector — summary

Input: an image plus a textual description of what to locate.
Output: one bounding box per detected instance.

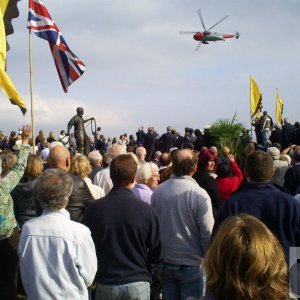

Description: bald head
[172,149,198,177]
[48,145,71,172]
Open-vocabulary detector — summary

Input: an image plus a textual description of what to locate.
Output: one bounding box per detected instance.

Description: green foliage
[209,113,244,156]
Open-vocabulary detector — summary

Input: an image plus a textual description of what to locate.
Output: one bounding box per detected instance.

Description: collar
[42,208,70,219]
[134,183,152,192]
[241,181,277,190]
[170,174,198,184]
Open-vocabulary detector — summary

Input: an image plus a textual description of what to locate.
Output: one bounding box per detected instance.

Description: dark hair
[245,150,273,181]
[172,150,198,177]
[194,129,202,137]
[110,154,137,187]
[216,162,232,178]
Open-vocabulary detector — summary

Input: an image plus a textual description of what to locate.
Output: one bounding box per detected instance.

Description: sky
[1,0,300,139]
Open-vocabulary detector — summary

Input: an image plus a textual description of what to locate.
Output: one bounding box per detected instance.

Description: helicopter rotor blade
[179,31,198,34]
[207,15,228,31]
[195,41,202,51]
[197,9,206,31]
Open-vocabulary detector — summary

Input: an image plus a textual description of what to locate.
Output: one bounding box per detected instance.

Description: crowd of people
[1,118,300,300]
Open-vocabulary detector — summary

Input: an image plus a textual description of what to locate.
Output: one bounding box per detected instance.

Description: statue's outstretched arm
[83,117,95,124]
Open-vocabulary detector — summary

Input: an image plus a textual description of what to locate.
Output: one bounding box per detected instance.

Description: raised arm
[0,125,31,196]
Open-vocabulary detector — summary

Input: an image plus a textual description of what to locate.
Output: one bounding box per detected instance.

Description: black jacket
[67,175,94,222]
[193,171,222,216]
[11,176,37,229]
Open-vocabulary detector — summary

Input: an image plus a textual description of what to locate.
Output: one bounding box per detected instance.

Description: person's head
[204,214,288,300]
[0,154,17,177]
[110,154,137,187]
[267,147,280,160]
[245,150,274,182]
[105,144,127,165]
[71,155,92,178]
[76,107,84,116]
[293,146,300,163]
[35,169,73,210]
[167,126,172,132]
[60,130,66,135]
[154,151,162,160]
[88,150,102,167]
[48,145,71,172]
[159,152,171,167]
[48,131,55,139]
[194,128,202,137]
[197,148,217,172]
[172,149,198,177]
[25,154,44,178]
[216,161,232,178]
[221,146,230,156]
[148,127,153,133]
[263,110,268,116]
[241,127,248,134]
[135,146,147,161]
[135,162,160,190]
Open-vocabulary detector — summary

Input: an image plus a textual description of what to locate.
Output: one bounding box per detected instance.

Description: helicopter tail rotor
[236,32,240,39]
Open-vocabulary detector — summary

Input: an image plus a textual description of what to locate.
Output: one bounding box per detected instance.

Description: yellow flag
[0,0,26,114]
[276,90,284,124]
[250,76,262,118]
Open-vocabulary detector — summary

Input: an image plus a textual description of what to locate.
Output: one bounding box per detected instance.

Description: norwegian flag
[28,0,86,92]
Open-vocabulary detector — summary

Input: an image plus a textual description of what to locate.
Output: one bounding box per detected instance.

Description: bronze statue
[67,107,95,156]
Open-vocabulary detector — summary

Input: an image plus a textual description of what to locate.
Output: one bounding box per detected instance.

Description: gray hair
[88,150,103,166]
[35,169,73,210]
[136,146,147,160]
[135,162,159,183]
[105,144,127,165]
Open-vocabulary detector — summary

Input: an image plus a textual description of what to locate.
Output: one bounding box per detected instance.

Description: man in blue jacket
[213,150,300,260]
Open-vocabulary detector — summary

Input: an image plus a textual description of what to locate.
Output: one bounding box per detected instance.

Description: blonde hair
[25,154,44,178]
[204,214,288,300]
[70,155,92,178]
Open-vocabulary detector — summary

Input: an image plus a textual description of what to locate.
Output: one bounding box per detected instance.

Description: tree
[209,113,244,157]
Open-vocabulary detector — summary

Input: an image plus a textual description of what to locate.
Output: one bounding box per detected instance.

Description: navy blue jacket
[213,182,300,259]
[83,187,163,284]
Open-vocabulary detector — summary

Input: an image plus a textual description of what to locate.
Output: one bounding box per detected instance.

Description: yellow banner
[276,91,283,124]
[0,1,26,114]
[250,76,262,118]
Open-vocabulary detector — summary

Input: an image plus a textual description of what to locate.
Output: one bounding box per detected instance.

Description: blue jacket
[213,182,300,259]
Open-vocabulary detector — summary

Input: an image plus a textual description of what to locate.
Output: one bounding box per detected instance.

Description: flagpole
[250,76,253,139]
[29,24,35,154]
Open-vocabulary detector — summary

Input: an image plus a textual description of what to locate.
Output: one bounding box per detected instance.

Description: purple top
[132,183,153,205]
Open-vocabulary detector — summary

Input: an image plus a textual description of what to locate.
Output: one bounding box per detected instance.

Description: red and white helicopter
[180,9,239,50]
